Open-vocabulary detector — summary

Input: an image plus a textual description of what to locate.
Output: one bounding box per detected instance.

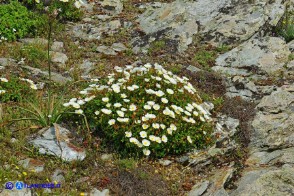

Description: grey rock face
[231,167,294,196]
[133,0,286,52]
[51,169,65,183]
[90,188,110,196]
[30,125,86,162]
[100,0,123,16]
[96,43,127,55]
[188,180,209,196]
[50,51,68,65]
[51,41,64,52]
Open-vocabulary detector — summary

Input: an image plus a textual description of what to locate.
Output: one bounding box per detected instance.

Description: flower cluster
[20,78,38,90]
[0,77,8,94]
[65,63,216,157]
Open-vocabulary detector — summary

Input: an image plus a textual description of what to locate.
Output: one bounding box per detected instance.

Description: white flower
[74,0,82,8]
[60,0,69,2]
[111,84,120,93]
[94,111,100,115]
[145,113,156,119]
[166,89,174,94]
[114,103,122,108]
[161,98,168,104]
[152,123,160,129]
[170,124,177,131]
[142,116,148,122]
[187,136,193,144]
[77,100,85,105]
[153,104,160,110]
[142,124,149,129]
[144,105,151,110]
[149,135,156,141]
[140,131,147,138]
[121,93,127,98]
[155,77,162,81]
[117,110,124,117]
[147,101,155,106]
[123,99,130,103]
[85,96,95,102]
[0,78,8,82]
[127,86,135,91]
[30,84,38,90]
[145,78,150,82]
[144,63,152,68]
[121,107,127,112]
[101,108,112,114]
[72,102,80,109]
[146,89,155,94]
[75,109,83,114]
[132,84,139,89]
[163,107,171,116]
[125,132,132,137]
[130,137,138,143]
[135,120,141,124]
[142,139,150,146]
[102,97,109,102]
[117,117,129,123]
[162,135,167,143]
[155,137,162,143]
[108,119,115,125]
[167,128,172,135]
[156,83,161,89]
[155,90,165,97]
[200,116,205,122]
[63,103,70,107]
[184,111,191,116]
[193,111,199,116]
[160,124,166,129]
[143,149,151,156]
[129,104,137,111]
[106,103,112,108]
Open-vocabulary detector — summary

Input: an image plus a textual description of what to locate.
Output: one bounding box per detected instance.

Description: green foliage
[65,63,216,158]
[194,50,216,69]
[148,40,166,54]
[50,0,83,21]
[115,158,137,170]
[0,76,37,103]
[17,43,47,68]
[275,5,294,42]
[0,1,46,41]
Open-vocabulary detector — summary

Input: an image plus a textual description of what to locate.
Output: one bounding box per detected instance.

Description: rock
[188,180,209,196]
[79,60,95,76]
[18,158,45,173]
[96,46,117,55]
[30,124,86,162]
[256,89,294,113]
[159,159,172,166]
[51,169,65,183]
[1,188,31,196]
[231,167,294,196]
[285,60,294,79]
[250,86,294,150]
[100,0,123,16]
[51,41,64,52]
[10,138,17,143]
[90,188,110,196]
[214,36,291,77]
[19,38,48,45]
[288,40,294,52]
[186,65,202,73]
[112,43,127,52]
[50,51,68,65]
[22,65,72,84]
[133,0,287,52]
[0,58,17,67]
[246,147,294,166]
[101,154,113,161]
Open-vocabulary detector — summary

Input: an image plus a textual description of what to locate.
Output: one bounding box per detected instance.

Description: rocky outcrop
[132,0,287,53]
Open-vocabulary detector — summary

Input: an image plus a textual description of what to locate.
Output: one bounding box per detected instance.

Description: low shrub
[0,76,37,102]
[0,1,46,42]
[64,63,216,158]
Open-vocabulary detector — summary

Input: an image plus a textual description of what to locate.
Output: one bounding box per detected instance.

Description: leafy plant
[0,76,37,103]
[275,4,294,42]
[64,63,216,158]
[0,1,46,41]
[47,0,83,21]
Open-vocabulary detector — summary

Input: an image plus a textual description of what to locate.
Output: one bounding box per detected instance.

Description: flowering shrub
[0,76,37,102]
[64,63,216,158]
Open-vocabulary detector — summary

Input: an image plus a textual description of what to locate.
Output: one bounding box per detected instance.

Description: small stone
[186,65,202,73]
[50,51,68,65]
[96,46,117,55]
[101,154,113,161]
[0,58,16,66]
[111,43,127,52]
[18,158,45,173]
[51,169,65,183]
[188,180,209,196]
[10,138,17,143]
[90,188,110,196]
[101,0,123,15]
[159,159,172,166]
[51,41,64,52]
[176,155,189,164]
[79,60,95,76]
